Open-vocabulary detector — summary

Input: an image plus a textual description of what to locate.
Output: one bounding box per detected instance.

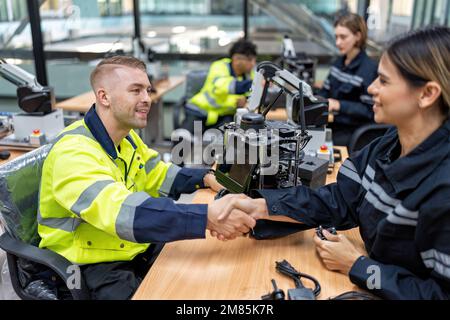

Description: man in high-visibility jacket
[38,56,256,299]
[182,39,257,132]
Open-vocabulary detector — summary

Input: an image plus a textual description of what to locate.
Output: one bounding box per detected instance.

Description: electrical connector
[288,287,316,300]
[261,279,285,300]
[275,260,321,300]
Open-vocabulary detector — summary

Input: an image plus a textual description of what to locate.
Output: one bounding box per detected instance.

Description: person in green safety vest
[38,56,256,299]
[182,39,257,132]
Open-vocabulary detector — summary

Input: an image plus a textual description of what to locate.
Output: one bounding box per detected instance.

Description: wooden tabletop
[133,147,366,300]
[56,76,185,113]
[0,149,27,166]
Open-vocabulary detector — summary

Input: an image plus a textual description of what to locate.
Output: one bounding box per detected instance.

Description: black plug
[0,150,11,160]
[261,279,285,300]
[288,287,316,300]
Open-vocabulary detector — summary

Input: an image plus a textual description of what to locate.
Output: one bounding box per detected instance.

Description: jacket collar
[84,104,137,160]
[337,50,366,71]
[377,119,450,193]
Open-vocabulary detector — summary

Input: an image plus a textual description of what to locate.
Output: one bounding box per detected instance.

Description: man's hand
[207,194,256,241]
[209,196,269,241]
[237,97,247,108]
[217,196,269,221]
[328,98,340,113]
[203,172,224,193]
[209,196,302,240]
[313,229,365,275]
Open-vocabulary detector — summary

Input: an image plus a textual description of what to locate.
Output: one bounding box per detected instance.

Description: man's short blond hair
[90,55,147,89]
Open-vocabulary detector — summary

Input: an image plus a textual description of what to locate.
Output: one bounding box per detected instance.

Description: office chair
[0,145,90,300]
[348,124,393,155]
[172,69,208,130]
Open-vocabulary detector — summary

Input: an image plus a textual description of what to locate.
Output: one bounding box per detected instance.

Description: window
[247,0,352,57]
[368,0,414,44]
[139,0,243,54]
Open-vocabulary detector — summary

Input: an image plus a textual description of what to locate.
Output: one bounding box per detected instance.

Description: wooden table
[56,76,185,113]
[0,149,27,166]
[133,147,366,300]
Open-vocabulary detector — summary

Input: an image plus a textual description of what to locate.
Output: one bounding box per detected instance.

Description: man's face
[106,66,152,130]
[233,54,257,75]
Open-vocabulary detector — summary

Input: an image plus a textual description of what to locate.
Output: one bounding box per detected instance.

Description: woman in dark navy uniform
[318,13,378,147]
[215,27,450,300]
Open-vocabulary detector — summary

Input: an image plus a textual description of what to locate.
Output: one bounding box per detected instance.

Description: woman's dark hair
[334,13,368,49]
[386,26,450,116]
[229,39,257,58]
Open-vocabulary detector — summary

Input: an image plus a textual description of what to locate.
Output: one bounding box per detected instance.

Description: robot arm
[247,61,325,127]
[0,58,55,113]
[0,58,43,90]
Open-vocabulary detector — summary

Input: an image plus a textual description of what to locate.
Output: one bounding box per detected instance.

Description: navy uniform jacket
[318,50,378,127]
[254,119,450,299]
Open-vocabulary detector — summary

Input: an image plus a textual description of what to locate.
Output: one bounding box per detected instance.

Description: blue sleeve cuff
[250,188,318,226]
[133,197,208,243]
[338,100,350,115]
[235,80,252,95]
[349,255,374,288]
[169,168,209,200]
[178,203,208,239]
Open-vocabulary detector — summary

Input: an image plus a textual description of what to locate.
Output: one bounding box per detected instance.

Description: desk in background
[133,147,366,300]
[56,76,185,146]
[56,76,185,112]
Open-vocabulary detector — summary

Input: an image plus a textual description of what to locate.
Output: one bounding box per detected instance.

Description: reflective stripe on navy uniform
[318,50,378,126]
[253,119,450,299]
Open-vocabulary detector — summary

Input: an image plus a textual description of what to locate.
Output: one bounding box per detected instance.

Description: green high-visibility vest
[38,120,178,264]
[189,58,254,125]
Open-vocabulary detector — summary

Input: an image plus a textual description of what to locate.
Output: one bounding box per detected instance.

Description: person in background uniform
[318,13,378,147]
[38,56,256,300]
[182,39,257,132]
[216,27,450,300]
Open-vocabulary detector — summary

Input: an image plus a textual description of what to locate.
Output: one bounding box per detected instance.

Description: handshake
[206,194,270,241]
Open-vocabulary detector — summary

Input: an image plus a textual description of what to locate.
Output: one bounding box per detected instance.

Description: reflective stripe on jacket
[38,105,208,264]
[189,57,254,126]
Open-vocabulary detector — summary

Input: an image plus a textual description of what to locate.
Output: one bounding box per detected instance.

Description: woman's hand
[313,229,365,275]
[328,98,341,113]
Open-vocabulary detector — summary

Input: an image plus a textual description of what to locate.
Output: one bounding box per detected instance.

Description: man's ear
[419,81,442,110]
[96,88,110,107]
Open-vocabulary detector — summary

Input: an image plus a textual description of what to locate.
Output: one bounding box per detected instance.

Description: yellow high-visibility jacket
[189,58,254,125]
[38,105,208,264]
